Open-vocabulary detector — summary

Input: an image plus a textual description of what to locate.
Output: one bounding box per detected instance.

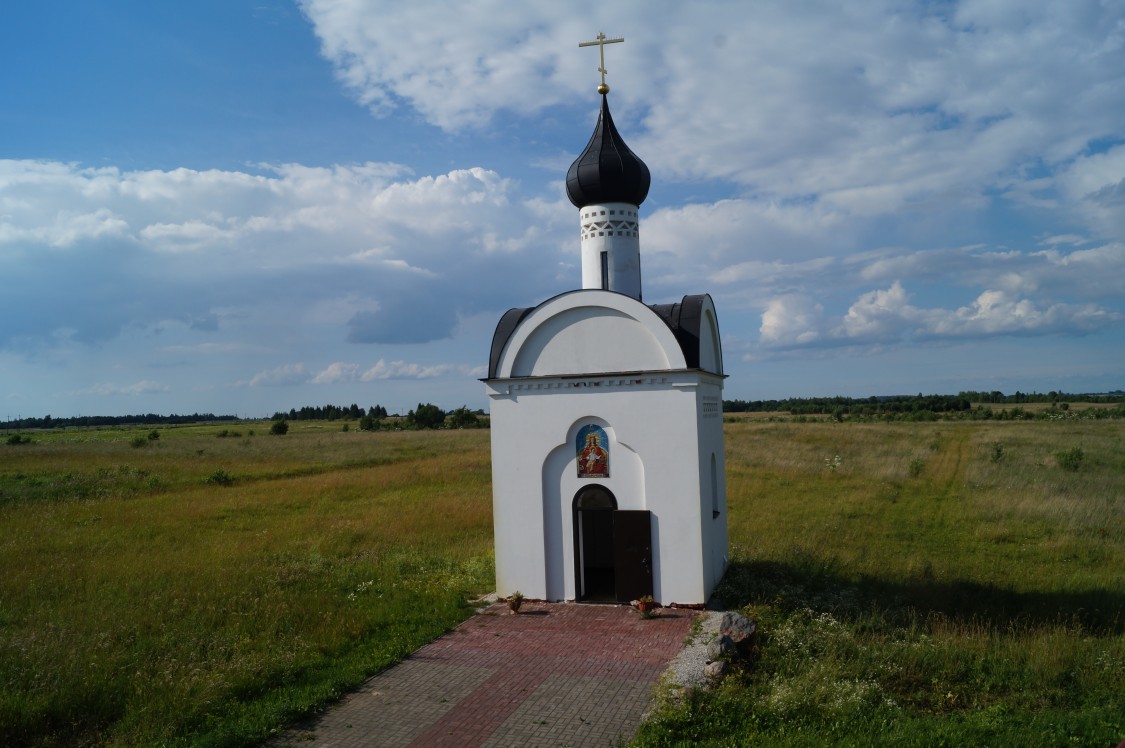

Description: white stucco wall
[489,373,721,604]
[487,288,729,606]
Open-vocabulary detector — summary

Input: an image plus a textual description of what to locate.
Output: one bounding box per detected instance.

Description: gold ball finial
[597,83,610,95]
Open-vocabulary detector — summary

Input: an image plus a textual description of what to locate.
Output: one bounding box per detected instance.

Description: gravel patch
[661,606,724,691]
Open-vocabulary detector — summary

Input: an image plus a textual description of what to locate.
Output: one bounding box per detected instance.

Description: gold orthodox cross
[578,32,624,94]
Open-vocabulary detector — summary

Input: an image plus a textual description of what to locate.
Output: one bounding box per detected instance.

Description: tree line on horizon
[270,403,485,431]
[3,412,238,431]
[724,391,1125,421]
[270,403,383,422]
[6,391,1123,431]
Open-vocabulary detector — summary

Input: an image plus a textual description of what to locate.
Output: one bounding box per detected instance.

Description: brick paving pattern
[267,601,696,747]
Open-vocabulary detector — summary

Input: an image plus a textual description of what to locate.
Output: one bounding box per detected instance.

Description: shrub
[1056,446,1084,471]
[270,420,289,436]
[6,434,32,445]
[990,442,1005,463]
[446,406,479,429]
[908,458,925,477]
[204,469,234,486]
[130,435,148,449]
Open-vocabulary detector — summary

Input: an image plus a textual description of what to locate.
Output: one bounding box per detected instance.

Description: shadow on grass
[717,557,1124,634]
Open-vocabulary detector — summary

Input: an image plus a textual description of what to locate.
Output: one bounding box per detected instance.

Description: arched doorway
[573,486,617,602]
[572,487,654,603]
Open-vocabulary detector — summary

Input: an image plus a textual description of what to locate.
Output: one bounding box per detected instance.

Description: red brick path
[267,601,697,747]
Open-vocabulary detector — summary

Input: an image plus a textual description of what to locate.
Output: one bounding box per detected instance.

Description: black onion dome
[565,95,650,208]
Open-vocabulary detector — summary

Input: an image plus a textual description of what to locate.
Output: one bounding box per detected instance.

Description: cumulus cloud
[0,159,567,349]
[297,0,594,129]
[311,362,360,384]
[924,290,1118,338]
[249,363,307,387]
[759,281,1122,350]
[759,295,825,345]
[300,1,1125,228]
[362,359,466,380]
[7,2,1125,414]
[838,282,919,341]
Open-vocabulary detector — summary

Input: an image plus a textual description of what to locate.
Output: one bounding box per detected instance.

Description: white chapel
[484,36,728,606]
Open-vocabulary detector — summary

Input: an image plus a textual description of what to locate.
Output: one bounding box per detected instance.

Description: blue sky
[2,0,1124,419]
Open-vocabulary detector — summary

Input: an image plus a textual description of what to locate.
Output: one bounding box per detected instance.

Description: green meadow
[0,423,494,747]
[638,418,1124,747]
[2,418,1123,746]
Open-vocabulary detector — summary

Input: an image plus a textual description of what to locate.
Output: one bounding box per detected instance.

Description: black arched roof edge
[488,306,534,379]
[649,294,722,375]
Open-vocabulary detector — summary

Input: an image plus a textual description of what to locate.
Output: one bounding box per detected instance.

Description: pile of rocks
[703,611,757,679]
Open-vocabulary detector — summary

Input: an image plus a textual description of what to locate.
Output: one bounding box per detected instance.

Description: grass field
[2,419,1122,746]
[638,419,1124,747]
[0,423,494,747]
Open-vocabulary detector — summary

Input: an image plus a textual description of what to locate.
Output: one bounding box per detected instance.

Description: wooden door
[613,510,653,602]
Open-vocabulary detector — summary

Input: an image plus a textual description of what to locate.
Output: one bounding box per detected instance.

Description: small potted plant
[507,591,524,615]
[633,595,658,618]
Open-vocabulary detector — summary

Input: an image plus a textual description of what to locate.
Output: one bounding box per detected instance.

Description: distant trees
[358,405,389,431]
[723,395,974,417]
[405,403,446,429]
[271,403,373,422]
[722,392,1125,422]
[3,413,237,430]
[267,402,485,430]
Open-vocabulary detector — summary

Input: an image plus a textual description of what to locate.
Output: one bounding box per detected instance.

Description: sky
[2,0,1124,419]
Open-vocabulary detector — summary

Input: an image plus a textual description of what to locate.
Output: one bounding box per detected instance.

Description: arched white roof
[492,290,689,379]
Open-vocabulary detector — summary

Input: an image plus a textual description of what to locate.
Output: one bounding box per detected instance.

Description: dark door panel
[613,510,653,602]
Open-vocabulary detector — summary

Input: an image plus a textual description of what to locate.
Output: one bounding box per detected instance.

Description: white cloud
[760,280,1122,351]
[7,2,1125,416]
[300,0,1125,236]
[0,206,128,248]
[76,380,169,397]
[759,295,825,346]
[925,289,1118,338]
[838,282,919,341]
[0,159,568,348]
[306,358,486,383]
[249,363,307,387]
[1057,144,1125,239]
[139,219,235,251]
[360,358,479,381]
[297,0,593,129]
[311,362,360,384]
